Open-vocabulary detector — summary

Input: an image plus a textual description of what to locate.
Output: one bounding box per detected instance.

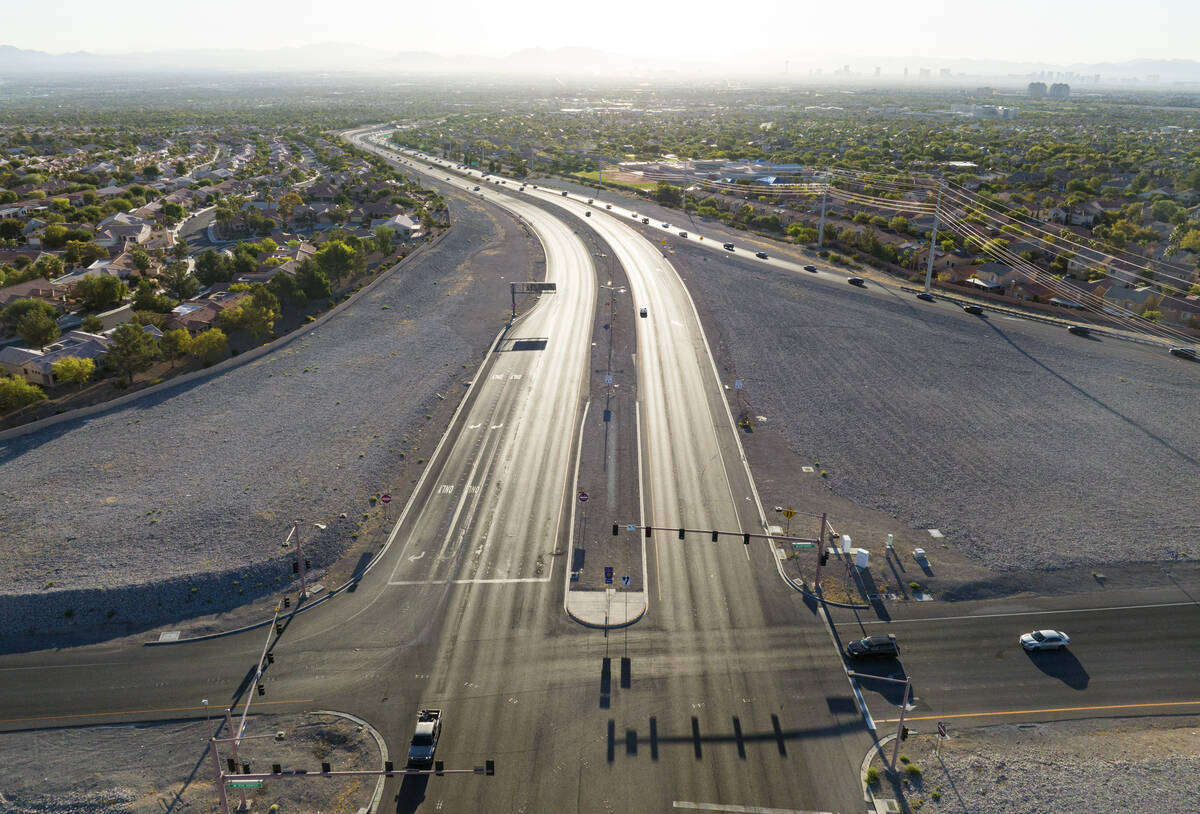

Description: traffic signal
[227,758,236,773]
[612,523,619,536]
[645,526,652,538]
[257,683,265,696]
[266,652,274,664]
[820,550,830,566]
[283,596,290,608]
[743,533,751,545]
[292,562,299,574]
[901,726,909,741]
[322,762,331,773]
[485,759,495,776]
[678,528,685,540]
[711,530,719,542]
[242,763,250,774]
[435,760,445,776]
[275,622,284,634]
[272,763,282,774]
[384,760,394,774]
[304,559,311,570]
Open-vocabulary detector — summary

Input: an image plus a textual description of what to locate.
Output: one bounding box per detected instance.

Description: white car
[1020,630,1069,651]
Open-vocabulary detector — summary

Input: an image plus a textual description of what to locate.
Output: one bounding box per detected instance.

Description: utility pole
[923,183,942,292]
[817,173,829,249]
[223,708,247,811]
[209,737,231,814]
[814,513,827,591]
[293,521,308,600]
[846,672,913,775]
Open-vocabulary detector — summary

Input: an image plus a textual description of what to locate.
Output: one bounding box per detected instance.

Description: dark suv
[845,634,899,659]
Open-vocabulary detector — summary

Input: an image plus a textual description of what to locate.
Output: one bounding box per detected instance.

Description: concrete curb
[776,561,871,610]
[0,228,451,444]
[564,592,648,630]
[861,732,897,808]
[312,709,390,814]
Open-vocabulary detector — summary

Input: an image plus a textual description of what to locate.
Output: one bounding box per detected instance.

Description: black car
[962,304,984,315]
[803,264,818,273]
[755,251,769,259]
[916,291,935,302]
[1067,325,1091,336]
[723,242,735,251]
[845,634,900,659]
[1169,346,1196,360]
[848,277,866,287]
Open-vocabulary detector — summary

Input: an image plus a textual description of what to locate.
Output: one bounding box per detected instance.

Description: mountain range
[2,44,1199,85]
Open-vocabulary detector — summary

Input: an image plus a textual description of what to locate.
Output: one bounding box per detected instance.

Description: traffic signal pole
[846,672,912,775]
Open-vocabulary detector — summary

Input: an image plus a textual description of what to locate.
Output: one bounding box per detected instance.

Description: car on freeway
[962,304,984,315]
[916,291,935,302]
[585,211,591,217]
[642,218,650,224]
[1169,346,1196,359]
[605,204,612,209]
[662,222,670,228]
[1067,325,1091,336]
[848,277,866,287]
[1020,630,1069,651]
[845,634,900,659]
[639,307,648,318]
[631,212,639,218]
[723,242,735,251]
[587,199,594,204]
[755,251,768,259]
[679,231,688,238]
[472,186,480,191]
[803,264,818,273]
[561,190,568,196]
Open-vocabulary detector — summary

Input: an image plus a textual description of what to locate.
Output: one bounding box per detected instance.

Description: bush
[906,763,922,778]
[865,767,880,785]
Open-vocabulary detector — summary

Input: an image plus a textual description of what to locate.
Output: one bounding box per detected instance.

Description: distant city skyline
[2,0,1196,66]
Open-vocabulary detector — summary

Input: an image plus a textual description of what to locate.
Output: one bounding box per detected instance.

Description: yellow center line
[0,699,313,725]
[879,699,1200,723]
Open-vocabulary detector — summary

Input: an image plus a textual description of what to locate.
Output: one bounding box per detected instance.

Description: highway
[3,128,1197,814]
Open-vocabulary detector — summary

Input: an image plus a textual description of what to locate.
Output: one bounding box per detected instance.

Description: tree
[5,297,59,328]
[374,226,395,255]
[0,218,22,241]
[888,216,910,234]
[0,374,46,412]
[80,314,104,333]
[315,240,358,286]
[129,247,152,273]
[76,274,129,312]
[171,237,189,260]
[50,356,94,389]
[277,191,303,221]
[105,322,158,384]
[64,240,109,268]
[29,254,64,280]
[190,328,228,364]
[160,261,199,301]
[295,259,331,300]
[132,279,176,313]
[160,328,192,368]
[17,309,59,349]
[195,249,233,286]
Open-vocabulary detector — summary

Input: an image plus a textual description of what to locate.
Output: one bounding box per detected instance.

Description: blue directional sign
[604,566,614,584]
[621,575,631,586]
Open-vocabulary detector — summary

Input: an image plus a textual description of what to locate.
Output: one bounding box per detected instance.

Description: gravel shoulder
[0,189,543,648]
[869,716,1200,814]
[0,711,378,813]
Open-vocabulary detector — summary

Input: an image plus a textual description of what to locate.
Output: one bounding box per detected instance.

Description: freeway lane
[831,598,1200,728]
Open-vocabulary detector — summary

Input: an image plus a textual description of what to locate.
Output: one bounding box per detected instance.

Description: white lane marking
[388,576,553,586]
[844,600,1200,626]
[408,552,425,562]
[673,803,833,814]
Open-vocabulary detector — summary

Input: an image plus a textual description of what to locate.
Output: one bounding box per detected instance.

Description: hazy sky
[5,0,1195,65]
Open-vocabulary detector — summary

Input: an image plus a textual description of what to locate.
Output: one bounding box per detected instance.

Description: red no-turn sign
[380,494,392,504]
[577,490,589,503]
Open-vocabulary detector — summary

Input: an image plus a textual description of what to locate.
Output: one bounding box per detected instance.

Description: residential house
[0,330,113,386]
[370,214,422,239]
[167,289,250,334]
[1157,294,1200,327]
[0,278,64,308]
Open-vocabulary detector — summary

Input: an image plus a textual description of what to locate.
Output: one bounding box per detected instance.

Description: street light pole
[846,671,912,775]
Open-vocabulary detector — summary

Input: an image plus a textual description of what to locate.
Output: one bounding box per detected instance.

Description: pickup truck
[407,709,442,768]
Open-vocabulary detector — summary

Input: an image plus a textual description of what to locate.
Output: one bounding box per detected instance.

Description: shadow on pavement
[606,713,866,762]
[345,551,375,592]
[1025,648,1089,689]
[850,659,912,707]
[394,773,429,814]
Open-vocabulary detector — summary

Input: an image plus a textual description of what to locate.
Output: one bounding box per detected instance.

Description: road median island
[557,206,646,628]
